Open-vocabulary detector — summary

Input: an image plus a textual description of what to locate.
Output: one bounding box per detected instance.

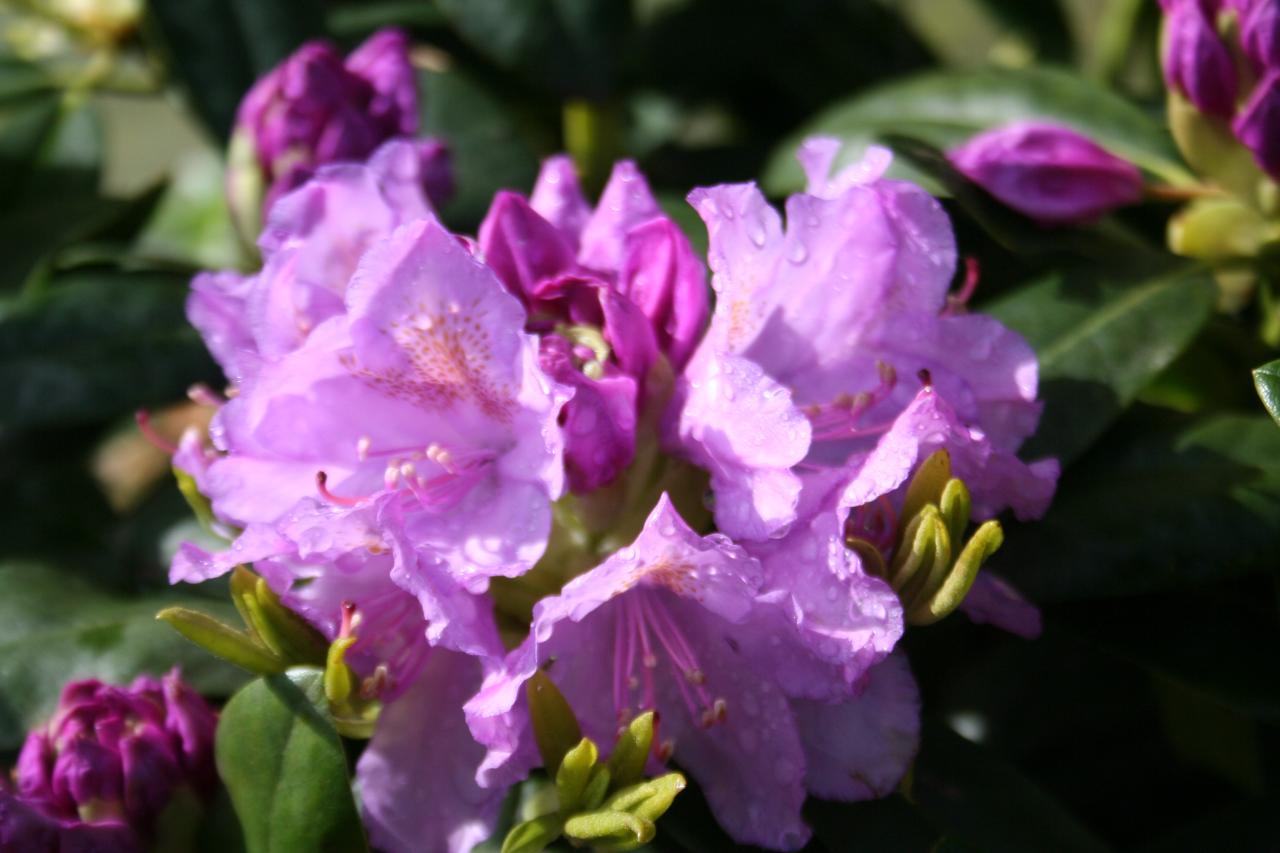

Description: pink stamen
[944,256,980,316]
[135,410,177,455]
[339,601,357,639]
[316,471,363,507]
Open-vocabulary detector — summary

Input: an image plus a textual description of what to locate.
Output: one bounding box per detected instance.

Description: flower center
[317,439,494,511]
[800,361,897,445]
[612,591,727,732]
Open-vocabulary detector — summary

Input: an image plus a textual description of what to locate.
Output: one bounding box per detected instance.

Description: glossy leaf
[0,269,220,427]
[913,720,1109,853]
[763,65,1190,194]
[1252,359,1280,427]
[435,0,628,99]
[215,669,370,853]
[147,0,326,139]
[999,411,1280,601]
[988,264,1215,464]
[0,562,245,750]
[416,66,542,229]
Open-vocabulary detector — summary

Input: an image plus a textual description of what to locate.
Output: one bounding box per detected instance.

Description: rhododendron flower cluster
[161,45,1059,846]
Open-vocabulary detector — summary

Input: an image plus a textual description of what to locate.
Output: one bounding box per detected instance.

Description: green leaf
[527,669,583,777]
[500,813,563,853]
[0,71,111,289]
[435,0,628,100]
[807,795,940,853]
[0,268,220,428]
[417,66,542,229]
[987,264,1216,464]
[914,720,1109,853]
[215,669,370,853]
[1252,359,1280,427]
[999,411,1280,601]
[763,65,1190,195]
[0,562,246,750]
[156,606,286,675]
[147,0,326,139]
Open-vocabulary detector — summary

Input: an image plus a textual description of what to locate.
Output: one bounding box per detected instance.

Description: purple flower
[1242,0,1280,70]
[173,218,569,613]
[672,139,1054,544]
[1233,69,1280,177]
[1162,0,1239,118]
[465,496,913,850]
[477,157,708,493]
[229,28,450,235]
[0,788,142,853]
[190,138,445,386]
[948,121,1144,225]
[237,507,512,853]
[10,672,215,842]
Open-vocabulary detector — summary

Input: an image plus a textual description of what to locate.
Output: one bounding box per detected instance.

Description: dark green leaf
[1251,358,1280,426]
[763,65,1189,194]
[999,412,1280,601]
[0,75,108,288]
[1057,590,1280,723]
[418,66,542,229]
[147,0,326,139]
[215,670,369,853]
[806,795,940,853]
[913,720,1109,853]
[0,268,220,428]
[435,0,628,99]
[0,562,245,750]
[987,264,1215,463]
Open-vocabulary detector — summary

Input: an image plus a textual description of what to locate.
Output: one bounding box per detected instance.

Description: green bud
[501,813,564,853]
[1168,196,1274,261]
[555,737,600,814]
[602,772,687,824]
[889,504,942,593]
[938,478,971,552]
[1167,91,1273,207]
[562,810,655,850]
[907,520,1003,625]
[581,764,613,812]
[897,450,951,544]
[156,607,286,674]
[845,536,887,579]
[173,467,219,538]
[897,509,952,609]
[527,670,583,777]
[252,575,328,665]
[230,568,325,665]
[606,711,655,792]
[324,636,358,706]
[227,129,265,249]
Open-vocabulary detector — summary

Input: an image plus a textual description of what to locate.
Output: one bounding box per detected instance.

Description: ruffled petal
[791,653,920,801]
[358,650,505,853]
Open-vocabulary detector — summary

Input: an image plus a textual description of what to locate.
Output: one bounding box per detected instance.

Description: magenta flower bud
[10,671,217,840]
[1242,0,1280,71]
[229,28,443,237]
[343,28,419,138]
[948,121,1144,225]
[1162,0,1239,118]
[0,788,62,852]
[1233,68,1280,176]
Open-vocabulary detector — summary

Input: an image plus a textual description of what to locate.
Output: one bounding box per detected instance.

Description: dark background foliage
[1,0,1277,849]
